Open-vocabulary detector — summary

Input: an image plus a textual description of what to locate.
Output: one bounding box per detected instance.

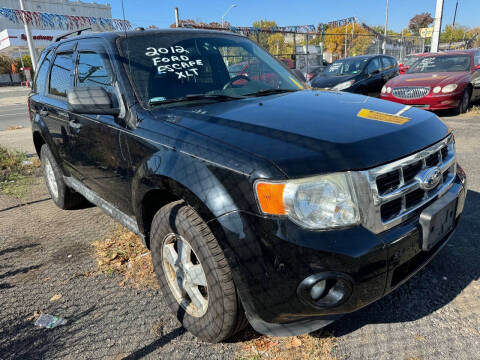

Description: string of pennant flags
[0,7,131,31]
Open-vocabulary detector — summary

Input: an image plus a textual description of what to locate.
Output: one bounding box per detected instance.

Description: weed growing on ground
[93,225,158,289]
[0,145,40,197]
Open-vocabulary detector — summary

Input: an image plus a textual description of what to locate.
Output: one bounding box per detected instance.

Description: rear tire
[150,200,247,342]
[40,145,86,209]
[455,88,471,114]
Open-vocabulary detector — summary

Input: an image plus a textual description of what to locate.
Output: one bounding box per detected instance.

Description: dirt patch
[0,145,41,198]
[236,330,337,360]
[93,225,158,289]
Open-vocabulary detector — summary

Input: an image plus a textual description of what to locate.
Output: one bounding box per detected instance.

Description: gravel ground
[0,111,479,360]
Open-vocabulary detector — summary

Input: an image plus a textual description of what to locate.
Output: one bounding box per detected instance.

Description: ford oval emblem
[416,167,442,191]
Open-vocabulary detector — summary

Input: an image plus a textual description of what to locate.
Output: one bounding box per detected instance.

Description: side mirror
[291,69,306,82]
[67,86,120,116]
[370,69,380,76]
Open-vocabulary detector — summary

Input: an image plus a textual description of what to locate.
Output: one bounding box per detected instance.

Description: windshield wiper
[149,93,245,106]
[244,89,298,97]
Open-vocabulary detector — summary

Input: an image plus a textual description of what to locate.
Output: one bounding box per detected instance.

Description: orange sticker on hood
[357,108,410,125]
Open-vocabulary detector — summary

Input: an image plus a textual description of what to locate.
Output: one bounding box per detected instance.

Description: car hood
[152,90,448,178]
[311,74,357,88]
[387,71,469,87]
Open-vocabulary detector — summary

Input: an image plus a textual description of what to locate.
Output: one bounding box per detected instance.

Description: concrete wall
[0,0,112,30]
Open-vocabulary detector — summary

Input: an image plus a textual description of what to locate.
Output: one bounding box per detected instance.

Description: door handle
[39,108,48,116]
[69,119,82,130]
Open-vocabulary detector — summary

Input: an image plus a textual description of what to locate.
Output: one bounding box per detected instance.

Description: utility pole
[383,0,389,54]
[431,0,444,52]
[344,24,348,57]
[449,0,459,49]
[174,7,179,27]
[452,0,458,29]
[19,0,38,71]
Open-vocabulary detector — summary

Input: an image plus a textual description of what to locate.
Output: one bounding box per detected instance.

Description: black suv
[29,29,466,342]
[311,54,398,96]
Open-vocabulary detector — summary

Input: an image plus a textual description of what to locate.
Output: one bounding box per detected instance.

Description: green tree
[251,20,278,48]
[266,33,293,56]
[324,24,373,58]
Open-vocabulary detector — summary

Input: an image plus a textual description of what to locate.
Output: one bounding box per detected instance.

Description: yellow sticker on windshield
[357,108,410,125]
[289,76,304,90]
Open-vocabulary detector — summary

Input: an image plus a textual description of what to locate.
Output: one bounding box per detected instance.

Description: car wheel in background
[150,200,247,342]
[455,88,471,114]
[40,145,86,209]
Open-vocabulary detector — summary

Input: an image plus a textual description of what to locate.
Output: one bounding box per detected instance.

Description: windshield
[408,55,471,73]
[403,56,422,67]
[323,57,368,76]
[118,32,301,106]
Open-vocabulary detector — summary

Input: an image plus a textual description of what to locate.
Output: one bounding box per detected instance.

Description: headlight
[255,173,360,229]
[387,87,392,93]
[333,80,355,91]
[442,84,458,93]
[433,86,442,94]
[381,86,387,94]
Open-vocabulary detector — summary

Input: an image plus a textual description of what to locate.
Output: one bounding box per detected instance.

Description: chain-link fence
[178,22,426,75]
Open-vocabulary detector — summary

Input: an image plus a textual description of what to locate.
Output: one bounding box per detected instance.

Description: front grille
[357,135,456,233]
[392,87,430,99]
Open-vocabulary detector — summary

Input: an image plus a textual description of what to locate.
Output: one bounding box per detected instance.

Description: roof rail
[54,27,92,42]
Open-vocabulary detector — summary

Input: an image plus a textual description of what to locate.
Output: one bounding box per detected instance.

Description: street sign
[420,27,434,38]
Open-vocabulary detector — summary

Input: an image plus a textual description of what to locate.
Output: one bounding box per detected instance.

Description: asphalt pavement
[0,87,30,131]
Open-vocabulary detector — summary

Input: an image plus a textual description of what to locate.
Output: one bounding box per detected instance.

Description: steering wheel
[223,75,251,90]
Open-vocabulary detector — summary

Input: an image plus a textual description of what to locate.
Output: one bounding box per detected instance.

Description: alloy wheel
[44,157,58,200]
[162,233,209,317]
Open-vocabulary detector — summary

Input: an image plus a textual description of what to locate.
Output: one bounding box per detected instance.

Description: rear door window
[367,58,381,74]
[382,57,395,70]
[49,52,74,97]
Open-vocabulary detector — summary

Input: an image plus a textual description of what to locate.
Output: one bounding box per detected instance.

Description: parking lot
[0,90,479,359]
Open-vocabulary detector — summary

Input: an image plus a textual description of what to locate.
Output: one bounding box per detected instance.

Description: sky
[99,0,479,31]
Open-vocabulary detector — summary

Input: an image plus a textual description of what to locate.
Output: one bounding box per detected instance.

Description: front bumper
[211,173,466,336]
[381,91,463,110]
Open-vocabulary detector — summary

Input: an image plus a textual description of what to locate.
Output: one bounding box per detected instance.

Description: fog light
[310,280,326,300]
[297,272,353,309]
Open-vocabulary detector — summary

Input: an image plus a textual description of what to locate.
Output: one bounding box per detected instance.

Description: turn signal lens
[255,182,286,215]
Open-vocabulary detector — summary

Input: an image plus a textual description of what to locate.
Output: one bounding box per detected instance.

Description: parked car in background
[398,53,428,74]
[311,54,398,96]
[279,57,294,69]
[381,49,480,114]
[304,60,330,83]
[227,60,279,87]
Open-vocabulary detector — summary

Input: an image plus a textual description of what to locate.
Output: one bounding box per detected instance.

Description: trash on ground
[49,294,62,302]
[34,314,67,329]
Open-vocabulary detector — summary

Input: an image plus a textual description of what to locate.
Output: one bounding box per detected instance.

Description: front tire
[40,145,85,209]
[150,200,247,342]
[455,88,471,114]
